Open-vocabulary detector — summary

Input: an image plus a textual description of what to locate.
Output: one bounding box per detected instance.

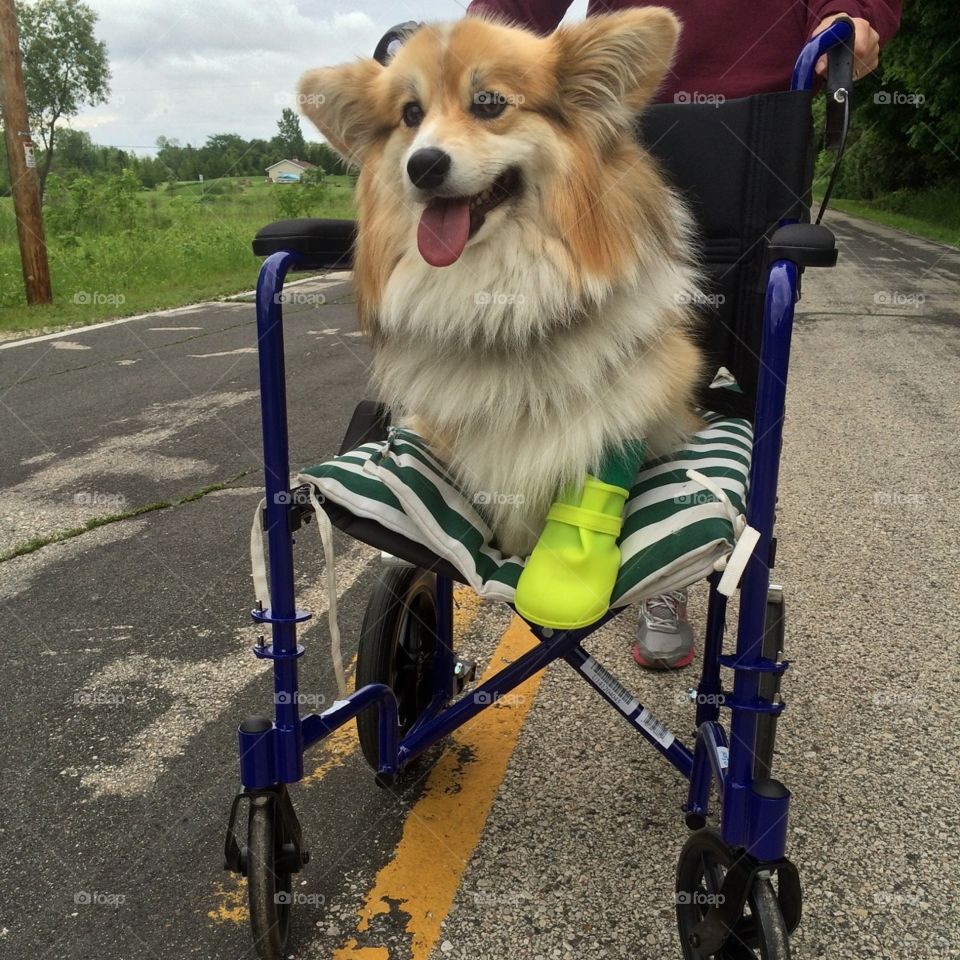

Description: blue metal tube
[300,682,400,775]
[396,623,583,765]
[687,721,728,822]
[254,251,309,783]
[791,18,855,91]
[565,644,694,777]
[722,261,797,848]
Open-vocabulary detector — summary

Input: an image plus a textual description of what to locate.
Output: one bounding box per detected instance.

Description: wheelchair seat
[298,409,753,607]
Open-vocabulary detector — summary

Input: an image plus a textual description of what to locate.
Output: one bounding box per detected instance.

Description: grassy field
[0,175,355,336]
[825,186,960,248]
[2,175,957,337]
[813,177,960,247]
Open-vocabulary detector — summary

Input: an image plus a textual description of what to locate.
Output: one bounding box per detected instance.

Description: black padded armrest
[252,218,356,266]
[767,223,837,268]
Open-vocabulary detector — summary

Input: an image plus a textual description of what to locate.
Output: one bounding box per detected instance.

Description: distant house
[266,158,317,183]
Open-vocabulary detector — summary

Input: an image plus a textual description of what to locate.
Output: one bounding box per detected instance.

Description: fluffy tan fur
[299,10,704,557]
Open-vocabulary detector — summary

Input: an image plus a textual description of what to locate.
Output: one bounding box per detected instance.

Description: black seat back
[637,90,815,416]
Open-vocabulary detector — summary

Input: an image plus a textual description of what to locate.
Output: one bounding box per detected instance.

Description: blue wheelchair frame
[236,19,853,882]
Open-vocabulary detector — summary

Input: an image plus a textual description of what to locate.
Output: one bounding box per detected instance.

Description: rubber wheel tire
[355,566,439,772]
[676,828,791,960]
[247,797,292,960]
[754,593,785,781]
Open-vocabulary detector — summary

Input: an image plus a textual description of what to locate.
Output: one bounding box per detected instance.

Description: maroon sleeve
[466,0,573,35]
[805,0,902,47]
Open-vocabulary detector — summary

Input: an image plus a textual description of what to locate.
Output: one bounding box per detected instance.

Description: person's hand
[812,14,880,81]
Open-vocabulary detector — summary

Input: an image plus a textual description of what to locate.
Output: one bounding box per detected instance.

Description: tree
[274,107,306,159]
[830,0,960,198]
[53,128,97,175]
[16,0,110,198]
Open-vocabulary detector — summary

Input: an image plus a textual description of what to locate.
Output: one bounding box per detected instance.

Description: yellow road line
[333,616,542,959]
[208,585,483,926]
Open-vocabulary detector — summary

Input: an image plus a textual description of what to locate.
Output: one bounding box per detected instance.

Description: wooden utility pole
[0,0,52,304]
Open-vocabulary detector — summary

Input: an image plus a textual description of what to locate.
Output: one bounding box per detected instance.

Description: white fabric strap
[311,488,348,699]
[250,498,270,610]
[248,492,348,699]
[685,468,760,597]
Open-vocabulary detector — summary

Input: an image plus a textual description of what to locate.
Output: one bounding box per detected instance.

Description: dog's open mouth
[416,167,522,268]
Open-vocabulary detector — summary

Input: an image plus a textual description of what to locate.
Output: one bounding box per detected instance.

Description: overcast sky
[68,0,588,153]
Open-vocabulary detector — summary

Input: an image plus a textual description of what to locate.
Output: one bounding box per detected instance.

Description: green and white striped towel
[298,411,752,608]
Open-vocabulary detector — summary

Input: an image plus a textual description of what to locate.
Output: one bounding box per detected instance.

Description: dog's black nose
[407,148,451,189]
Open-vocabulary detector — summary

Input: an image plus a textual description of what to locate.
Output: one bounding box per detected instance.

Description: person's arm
[465,0,573,35]
[806,1,902,79]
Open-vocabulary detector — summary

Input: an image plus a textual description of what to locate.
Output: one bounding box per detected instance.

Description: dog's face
[299,11,680,274]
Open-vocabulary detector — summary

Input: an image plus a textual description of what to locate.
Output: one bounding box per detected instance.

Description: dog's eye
[402,101,424,127]
[471,91,508,119]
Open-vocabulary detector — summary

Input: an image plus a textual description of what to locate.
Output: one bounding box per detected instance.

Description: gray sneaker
[633,589,695,669]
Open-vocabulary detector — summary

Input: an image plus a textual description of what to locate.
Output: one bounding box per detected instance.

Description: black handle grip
[824,16,855,149]
[373,22,422,65]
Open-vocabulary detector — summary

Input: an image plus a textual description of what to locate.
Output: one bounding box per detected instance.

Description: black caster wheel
[676,829,792,960]
[355,565,440,772]
[247,794,293,960]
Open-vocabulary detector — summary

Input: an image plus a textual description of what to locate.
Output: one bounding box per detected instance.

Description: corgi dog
[299,9,703,558]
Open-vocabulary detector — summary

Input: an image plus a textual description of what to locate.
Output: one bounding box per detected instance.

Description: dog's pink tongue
[417,198,470,267]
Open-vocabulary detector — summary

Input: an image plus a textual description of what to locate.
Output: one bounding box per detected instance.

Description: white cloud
[68,0,587,153]
[66,113,120,131]
[70,0,466,152]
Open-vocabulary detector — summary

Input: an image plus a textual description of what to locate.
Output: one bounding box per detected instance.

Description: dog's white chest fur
[372,219,698,557]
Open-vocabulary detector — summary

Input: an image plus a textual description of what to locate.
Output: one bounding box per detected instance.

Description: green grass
[0,175,355,336]
[9,174,952,337]
[820,185,960,248]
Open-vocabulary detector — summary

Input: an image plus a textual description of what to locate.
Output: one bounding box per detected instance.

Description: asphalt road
[0,211,958,960]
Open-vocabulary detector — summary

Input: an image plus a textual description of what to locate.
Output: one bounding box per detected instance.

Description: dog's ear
[550,9,680,139]
[298,59,384,167]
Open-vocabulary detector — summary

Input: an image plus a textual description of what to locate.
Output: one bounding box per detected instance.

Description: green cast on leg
[514,440,646,630]
[597,437,646,490]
